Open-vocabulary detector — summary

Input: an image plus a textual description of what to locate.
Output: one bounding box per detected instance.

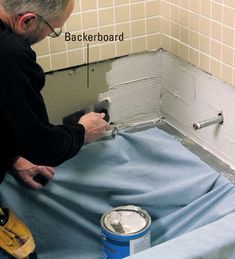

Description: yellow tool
[0,208,35,259]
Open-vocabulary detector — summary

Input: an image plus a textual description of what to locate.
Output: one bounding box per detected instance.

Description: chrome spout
[193,114,223,130]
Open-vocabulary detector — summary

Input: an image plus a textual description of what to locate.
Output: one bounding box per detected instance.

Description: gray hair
[0,0,69,19]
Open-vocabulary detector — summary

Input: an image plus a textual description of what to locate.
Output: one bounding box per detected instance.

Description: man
[0,0,109,190]
[0,2,109,257]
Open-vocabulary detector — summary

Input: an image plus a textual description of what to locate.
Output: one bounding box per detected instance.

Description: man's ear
[16,13,38,33]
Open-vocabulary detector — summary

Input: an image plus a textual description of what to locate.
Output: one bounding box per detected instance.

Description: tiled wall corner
[161,0,235,87]
[35,0,161,73]
[34,0,235,88]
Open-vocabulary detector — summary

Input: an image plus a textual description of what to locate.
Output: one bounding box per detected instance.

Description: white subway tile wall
[34,0,160,72]
[34,0,235,87]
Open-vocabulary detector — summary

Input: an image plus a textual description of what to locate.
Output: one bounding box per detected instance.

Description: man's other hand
[11,157,55,190]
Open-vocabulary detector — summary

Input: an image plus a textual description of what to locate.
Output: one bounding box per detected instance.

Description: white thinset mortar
[99,51,162,124]
[100,50,235,170]
[161,51,235,170]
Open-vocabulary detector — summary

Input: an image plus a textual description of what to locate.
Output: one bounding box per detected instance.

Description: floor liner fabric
[0,128,235,258]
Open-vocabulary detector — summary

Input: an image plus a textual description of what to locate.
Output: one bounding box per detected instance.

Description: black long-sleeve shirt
[0,20,85,182]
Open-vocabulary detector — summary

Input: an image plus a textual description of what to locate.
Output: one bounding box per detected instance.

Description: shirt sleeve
[0,36,85,166]
[2,91,85,166]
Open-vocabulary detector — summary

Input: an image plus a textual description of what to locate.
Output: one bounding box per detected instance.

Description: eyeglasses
[37,14,62,38]
[18,13,62,38]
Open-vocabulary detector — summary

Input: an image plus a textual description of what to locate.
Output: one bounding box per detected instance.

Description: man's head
[0,0,74,44]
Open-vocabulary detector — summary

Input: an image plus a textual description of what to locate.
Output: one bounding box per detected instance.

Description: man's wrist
[8,156,20,169]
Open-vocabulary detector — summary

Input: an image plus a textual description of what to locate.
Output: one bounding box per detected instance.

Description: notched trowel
[63,99,110,126]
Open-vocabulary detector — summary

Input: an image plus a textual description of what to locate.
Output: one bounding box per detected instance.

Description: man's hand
[78,112,110,143]
[11,157,55,190]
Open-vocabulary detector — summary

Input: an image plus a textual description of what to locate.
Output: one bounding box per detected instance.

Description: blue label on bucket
[102,228,150,259]
[102,230,130,258]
